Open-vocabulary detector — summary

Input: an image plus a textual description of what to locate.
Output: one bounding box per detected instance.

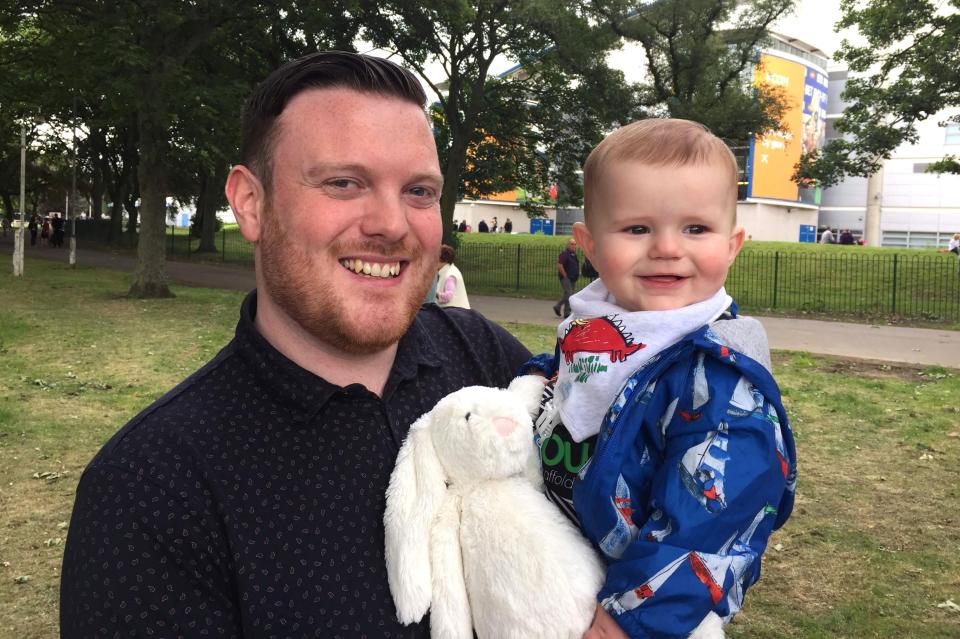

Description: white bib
[555,281,731,442]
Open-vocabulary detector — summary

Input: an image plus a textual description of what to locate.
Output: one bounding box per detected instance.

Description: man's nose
[359,192,409,241]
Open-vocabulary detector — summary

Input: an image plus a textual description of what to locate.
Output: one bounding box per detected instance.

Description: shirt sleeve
[60,464,240,638]
[597,367,790,638]
[437,274,457,303]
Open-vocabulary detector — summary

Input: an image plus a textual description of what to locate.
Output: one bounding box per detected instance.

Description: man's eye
[327,179,359,189]
[625,226,650,235]
[685,225,707,235]
[406,186,439,208]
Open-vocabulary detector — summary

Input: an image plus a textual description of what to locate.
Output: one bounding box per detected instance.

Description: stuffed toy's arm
[595,388,792,639]
[428,492,472,639]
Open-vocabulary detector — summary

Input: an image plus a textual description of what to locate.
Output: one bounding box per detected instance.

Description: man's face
[575,160,743,312]
[566,239,577,253]
[257,88,443,354]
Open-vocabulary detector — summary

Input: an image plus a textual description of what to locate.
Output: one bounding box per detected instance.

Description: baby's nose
[492,417,518,437]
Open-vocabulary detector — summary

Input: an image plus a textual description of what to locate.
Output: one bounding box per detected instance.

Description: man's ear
[225,165,266,243]
[572,221,596,263]
[728,226,746,264]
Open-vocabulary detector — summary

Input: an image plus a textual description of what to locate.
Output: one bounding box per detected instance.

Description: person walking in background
[40,216,50,247]
[491,216,499,233]
[553,237,579,318]
[436,244,470,309]
[504,218,513,233]
[458,219,467,232]
[51,213,65,247]
[819,226,835,244]
[28,214,39,246]
[478,218,489,233]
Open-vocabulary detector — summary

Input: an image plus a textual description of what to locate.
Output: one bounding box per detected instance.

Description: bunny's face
[430,385,537,484]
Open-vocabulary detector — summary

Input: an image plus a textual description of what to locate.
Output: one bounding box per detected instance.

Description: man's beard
[257,211,432,355]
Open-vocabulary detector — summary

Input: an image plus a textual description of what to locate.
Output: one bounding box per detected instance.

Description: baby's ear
[572,221,595,263]
[507,375,547,419]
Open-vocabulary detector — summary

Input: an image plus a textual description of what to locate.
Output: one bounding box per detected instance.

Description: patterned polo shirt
[60,292,530,638]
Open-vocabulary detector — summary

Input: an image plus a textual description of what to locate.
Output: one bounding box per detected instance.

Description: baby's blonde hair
[582,118,738,223]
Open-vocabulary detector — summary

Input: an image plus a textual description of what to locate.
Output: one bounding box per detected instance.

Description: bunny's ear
[507,374,548,419]
[384,412,448,625]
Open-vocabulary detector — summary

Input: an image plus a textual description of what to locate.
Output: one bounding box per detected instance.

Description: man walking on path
[553,237,580,317]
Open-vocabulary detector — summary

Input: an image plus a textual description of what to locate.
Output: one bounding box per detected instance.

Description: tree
[795,0,960,187]
[590,0,794,146]
[4,1,361,296]
[362,0,629,243]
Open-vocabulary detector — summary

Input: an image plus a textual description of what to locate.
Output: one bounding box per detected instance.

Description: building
[818,71,960,248]
[733,32,829,243]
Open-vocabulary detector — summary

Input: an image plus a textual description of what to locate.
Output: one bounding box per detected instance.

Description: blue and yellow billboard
[747,53,828,201]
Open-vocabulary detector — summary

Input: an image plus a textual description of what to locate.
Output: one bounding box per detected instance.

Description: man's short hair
[240,51,427,191]
[582,118,739,221]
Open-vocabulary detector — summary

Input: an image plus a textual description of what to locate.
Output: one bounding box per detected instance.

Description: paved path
[6,236,960,369]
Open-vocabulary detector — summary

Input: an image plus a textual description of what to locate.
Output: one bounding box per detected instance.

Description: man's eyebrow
[303,164,443,187]
[408,172,444,187]
[303,163,370,180]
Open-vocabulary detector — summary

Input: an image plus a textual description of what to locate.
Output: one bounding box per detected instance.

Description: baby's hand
[582,604,629,639]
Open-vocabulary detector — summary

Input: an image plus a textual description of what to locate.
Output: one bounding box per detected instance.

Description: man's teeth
[340,259,401,278]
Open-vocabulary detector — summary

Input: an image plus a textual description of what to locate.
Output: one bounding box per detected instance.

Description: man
[819,226,835,244]
[60,52,531,638]
[553,238,580,318]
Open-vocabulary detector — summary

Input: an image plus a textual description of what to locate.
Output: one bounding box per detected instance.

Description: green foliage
[797,0,960,187]
[590,0,794,145]
[362,0,631,242]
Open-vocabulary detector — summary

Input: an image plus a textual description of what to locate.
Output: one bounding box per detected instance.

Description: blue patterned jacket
[566,322,797,638]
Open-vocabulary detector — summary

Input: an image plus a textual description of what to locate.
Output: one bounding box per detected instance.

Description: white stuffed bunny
[385,375,604,639]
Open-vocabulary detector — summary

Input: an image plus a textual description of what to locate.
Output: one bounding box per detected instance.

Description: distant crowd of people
[454,215,514,234]
[2,212,67,247]
[819,226,862,245]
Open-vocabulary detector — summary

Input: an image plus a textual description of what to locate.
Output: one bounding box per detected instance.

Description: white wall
[453,200,556,233]
[737,201,819,242]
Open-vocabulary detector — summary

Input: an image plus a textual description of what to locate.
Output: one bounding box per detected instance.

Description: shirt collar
[233,291,442,420]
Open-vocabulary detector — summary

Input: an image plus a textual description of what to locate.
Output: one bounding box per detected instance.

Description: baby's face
[574,161,744,312]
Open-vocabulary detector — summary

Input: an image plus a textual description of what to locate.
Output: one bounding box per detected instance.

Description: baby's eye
[625,225,650,235]
[684,224,708,235]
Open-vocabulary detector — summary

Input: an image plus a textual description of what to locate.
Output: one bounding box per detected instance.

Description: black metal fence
[454,243,960,323]
[73,221,960,323]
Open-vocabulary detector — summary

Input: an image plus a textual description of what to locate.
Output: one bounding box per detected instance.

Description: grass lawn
[1,260,958,638]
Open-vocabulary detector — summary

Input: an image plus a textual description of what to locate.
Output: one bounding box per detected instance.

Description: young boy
[531,119,797,638]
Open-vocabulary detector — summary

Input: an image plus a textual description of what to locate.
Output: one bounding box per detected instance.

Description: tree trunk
[123,190,140,247]
[128,103,173,298]
[108,196,124,244]
[196,169,221,253]
[439,136,470,246]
